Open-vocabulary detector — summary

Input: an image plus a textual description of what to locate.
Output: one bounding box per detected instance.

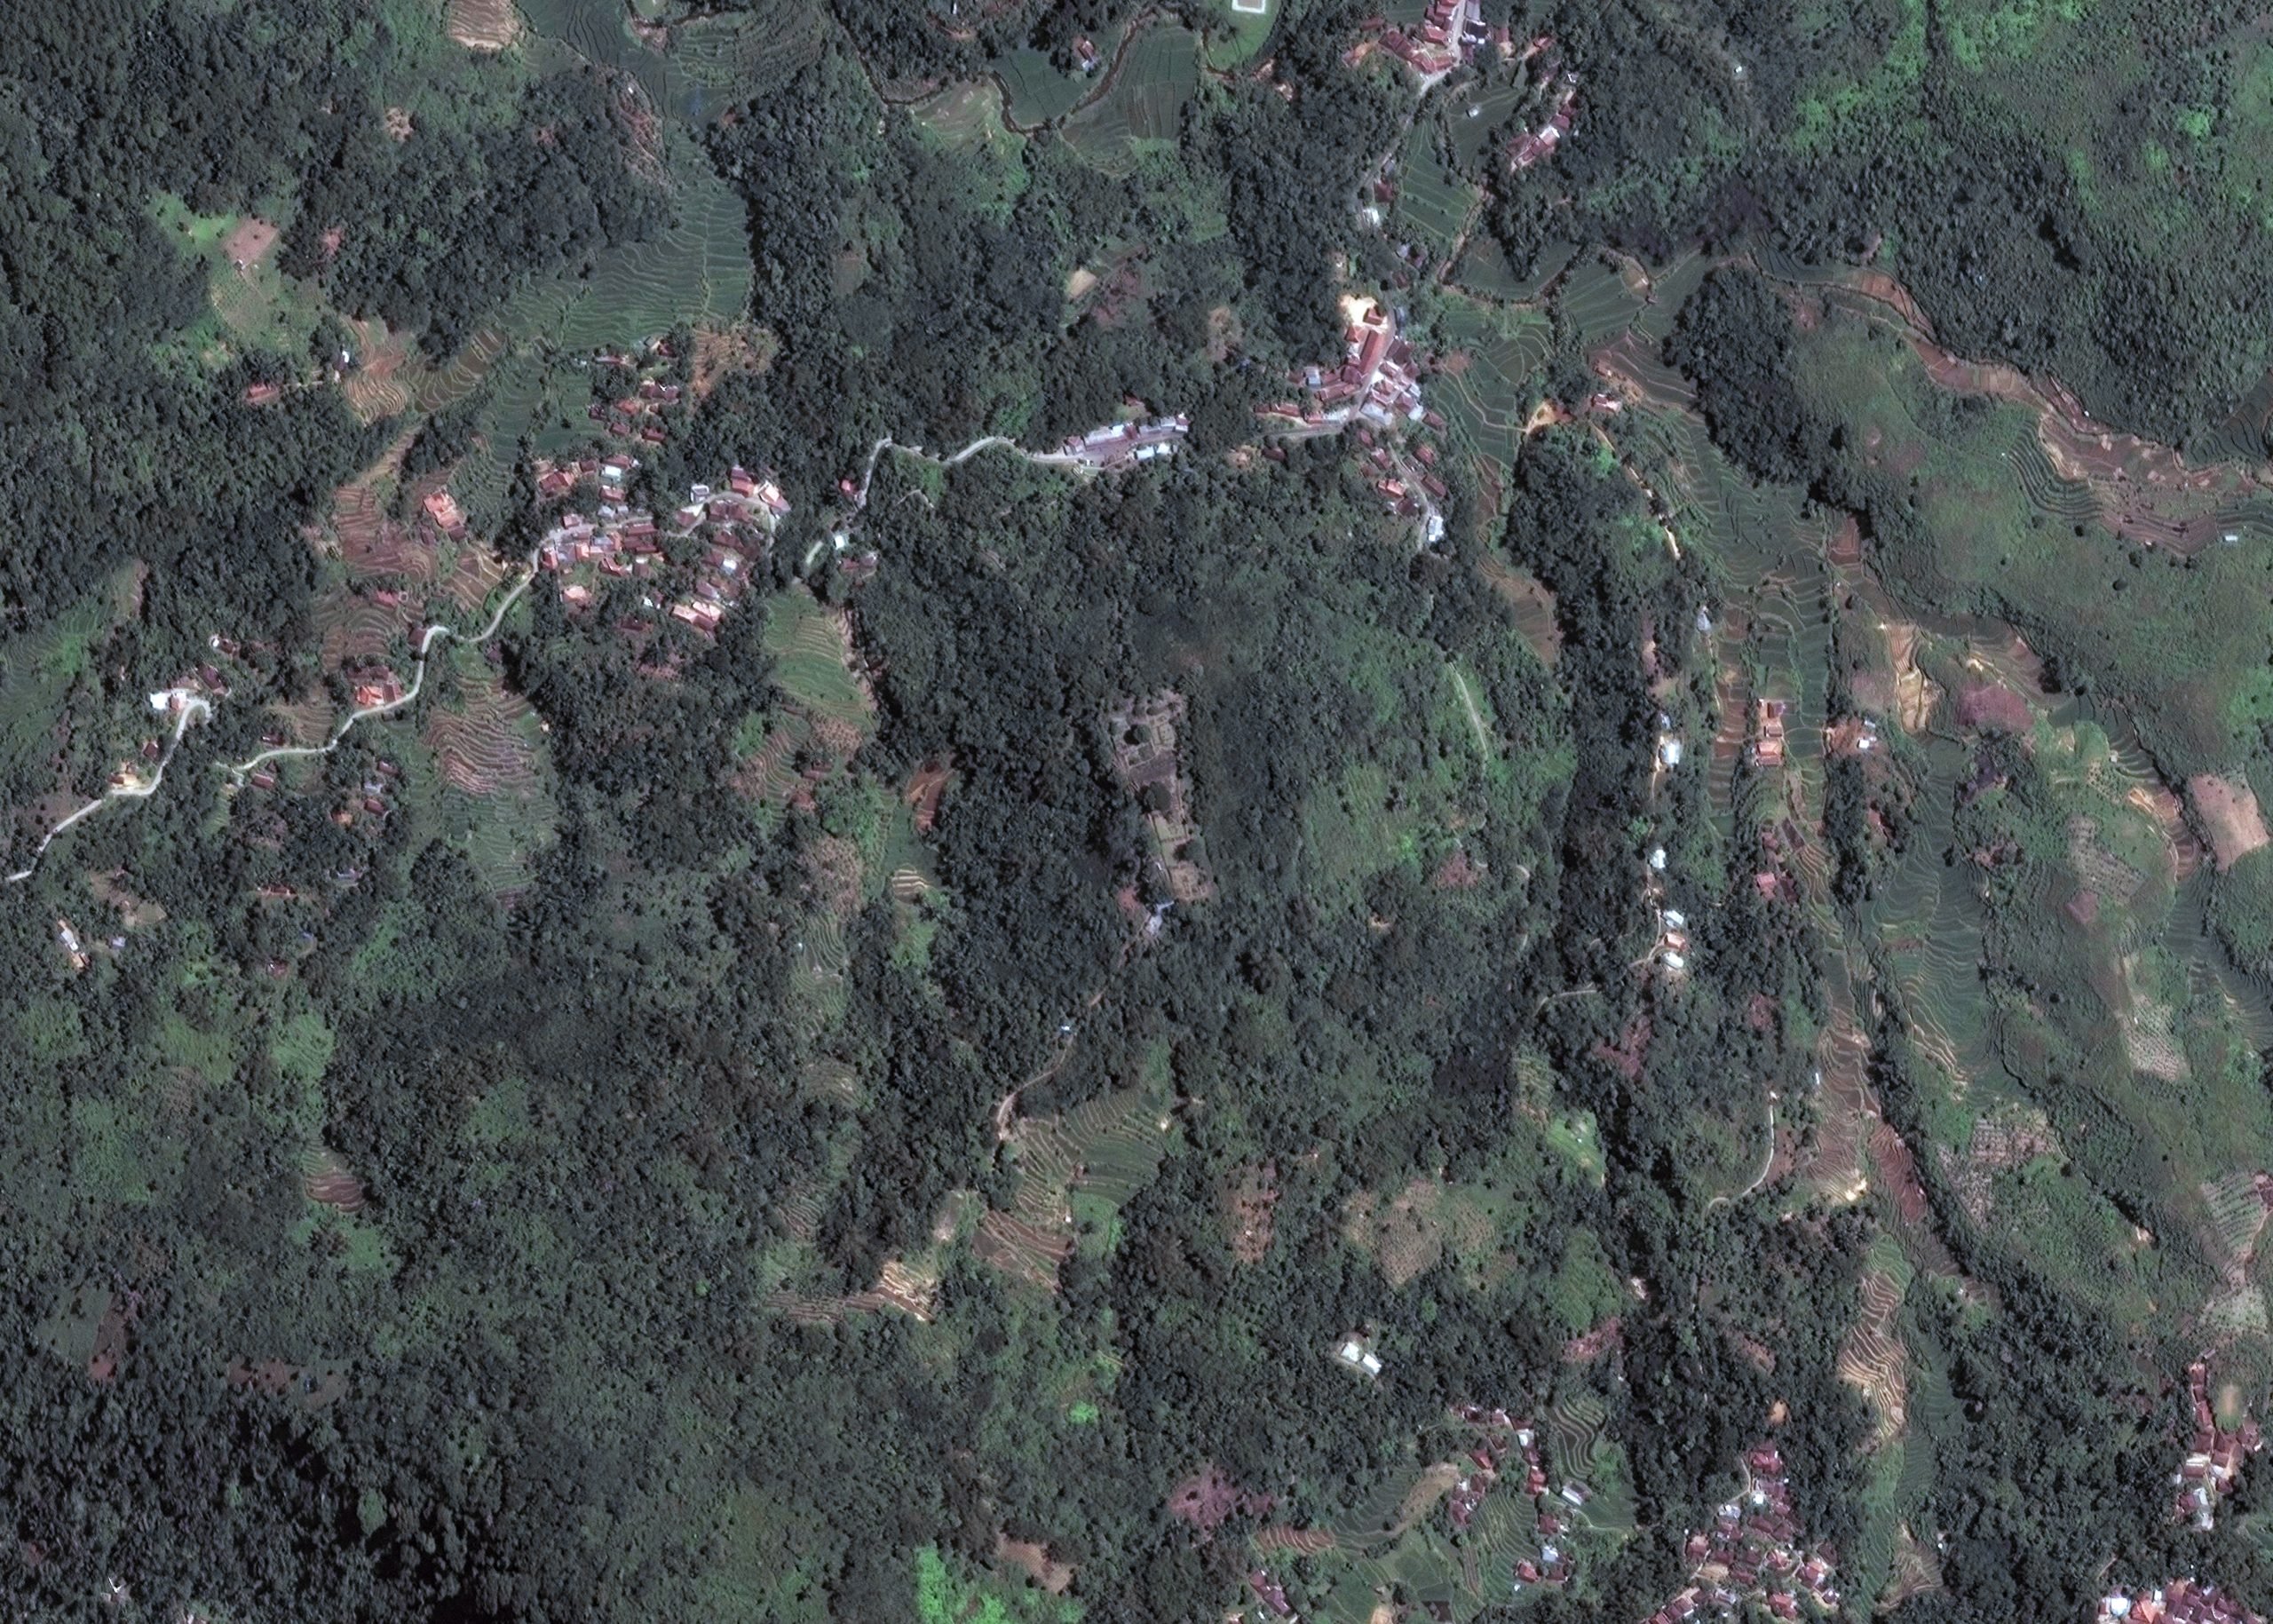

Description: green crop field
[1062,25,1203,176]
[1391,133,1479,263]
[510,165,754,349]
[991,49,1102,127]
[762,589,873,729]
[669,1,828,118]
[517,0,670,106]
[1430,294,1548,488]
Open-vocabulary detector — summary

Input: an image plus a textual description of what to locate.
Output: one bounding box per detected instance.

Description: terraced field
[317,591,406,673]
[1838,1238,1913,1446]
[1391,134,1479,265]
[444,0,519,51]
[669,4,828,115]
[425,660,555,900]
[1431,296,1549,495]
[411,326,508,416]
[762,590,874,729]
[510,168,754,349]
[1061,25,1202,176]
[1557,255,1651,349]
[336,493,434,582]
[978,1088,1173,1288]
[517,0,669,106]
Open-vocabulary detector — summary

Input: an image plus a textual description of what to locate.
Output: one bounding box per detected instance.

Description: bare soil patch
[996,1534,1075,1595]
[446,0,522,51]
[1221,1161,1279,1264]
[1956,681,2031,734]
[2190,773,2270,871]
[221,218,281,270]
[1563,1317,1622,1364]
[691,322,777,399]
[1205,304,1241,363]
[1167,1463,1271,1533]
[383,106,415,141]
[904,755,954,834]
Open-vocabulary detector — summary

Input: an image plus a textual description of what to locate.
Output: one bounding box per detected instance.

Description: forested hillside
[7,2,2273,1622]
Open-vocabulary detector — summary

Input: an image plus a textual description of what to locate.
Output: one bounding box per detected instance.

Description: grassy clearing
[1202,0,1277,68]
[912,82,1030,222]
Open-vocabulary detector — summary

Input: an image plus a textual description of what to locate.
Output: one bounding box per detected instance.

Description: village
[535,457,790,638]
[1640,1443,1841,1623]
[1347,0,1493,83]
[2171,1359,2261,1532]
[2102,1580,2265,1624]
[1257,293,1451,546]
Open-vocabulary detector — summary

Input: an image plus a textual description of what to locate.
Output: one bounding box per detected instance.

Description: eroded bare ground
[2188,772,2271,871]
[445,0,521,51]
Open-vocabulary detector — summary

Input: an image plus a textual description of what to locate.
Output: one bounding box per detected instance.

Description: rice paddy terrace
[1511,241,2273,1610]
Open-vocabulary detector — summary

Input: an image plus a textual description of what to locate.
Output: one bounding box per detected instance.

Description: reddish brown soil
[305,1161,368,1213]
[996,1534,1075,1594]
[2190,773,2271,872]
[691,324,776,398]
[1955,682,2031,734]
[1563,1317,1622,1364]
[1222,1161,1280,1264]
[904,756,954,834]
[1867,1121,1931,1226]
[1167,1464,1271,1533]
[1432,848,1485,889]
[1591,1016,1650,1081]
[221,217,280,269]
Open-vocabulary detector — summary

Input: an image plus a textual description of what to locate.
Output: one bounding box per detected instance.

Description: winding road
[3,553,537,887]
[850,433,1090,511]
[224,551,538,783]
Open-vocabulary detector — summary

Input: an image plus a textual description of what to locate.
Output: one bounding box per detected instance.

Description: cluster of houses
[1441,1404,1587,1594]
[1639,1444,1839,1622]
[242,755,400,852]
[537,463,789,638]
[1655,704,1696,951]
[1509,37,1580,170]
[2101,1581,2263,1624]
[584,341,686,448]
[1256,296,1453,543]
[1289,297,1425,427]
[1244,1568,1295,1619]
[1751,698,1789,769]
[1057,413,1190,468]
[1349,0,1493,80]
[2172,1360,2261,1531]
